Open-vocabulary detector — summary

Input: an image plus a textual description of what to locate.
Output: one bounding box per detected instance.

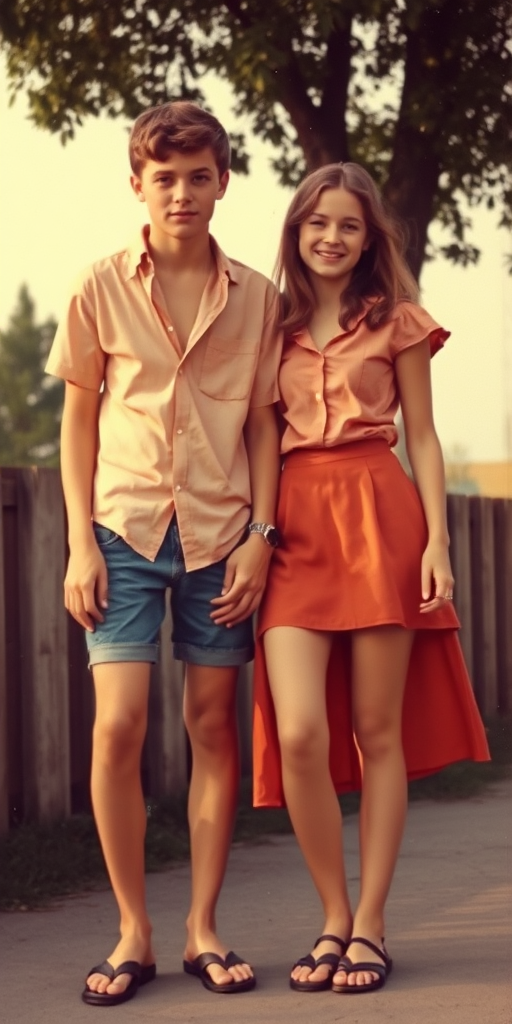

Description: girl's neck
[311,275,349,319]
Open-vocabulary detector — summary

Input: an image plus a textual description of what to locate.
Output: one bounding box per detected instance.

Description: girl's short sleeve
[390,301,450,359]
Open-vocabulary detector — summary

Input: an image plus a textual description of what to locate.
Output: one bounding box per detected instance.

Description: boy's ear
[217,170,230,200]
[130,175,146,203]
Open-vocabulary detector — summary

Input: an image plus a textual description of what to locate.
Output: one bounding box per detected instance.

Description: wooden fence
[0,468,511,833]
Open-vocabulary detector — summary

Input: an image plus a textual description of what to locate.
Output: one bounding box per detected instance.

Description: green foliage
[0,0,510,275]
[0,286,63,466]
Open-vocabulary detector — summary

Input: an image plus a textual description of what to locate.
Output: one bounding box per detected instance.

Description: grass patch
[1,716,510,912]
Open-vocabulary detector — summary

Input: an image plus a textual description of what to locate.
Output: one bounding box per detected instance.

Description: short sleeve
[390,301,450,359]
[45,268,106,390]
[249,284,283,407]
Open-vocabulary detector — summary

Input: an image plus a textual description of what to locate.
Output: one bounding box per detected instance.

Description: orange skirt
[253,440,490,807]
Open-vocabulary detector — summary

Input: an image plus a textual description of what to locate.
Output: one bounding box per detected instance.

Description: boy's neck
[147,226,214,274]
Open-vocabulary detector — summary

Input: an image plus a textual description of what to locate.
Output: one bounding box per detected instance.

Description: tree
[0,286,63,466]
[1,0,510,277]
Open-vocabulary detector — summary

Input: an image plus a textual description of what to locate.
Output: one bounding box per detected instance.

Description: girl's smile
[299,186,369,287]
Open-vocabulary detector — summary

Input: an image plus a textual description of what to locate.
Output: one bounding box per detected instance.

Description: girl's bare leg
[183,664,253,987]
[86,662,155,996]
[333,626,414,990]
[264,626,353,986]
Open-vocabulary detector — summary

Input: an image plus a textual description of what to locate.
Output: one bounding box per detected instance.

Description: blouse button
[315,392,322,402]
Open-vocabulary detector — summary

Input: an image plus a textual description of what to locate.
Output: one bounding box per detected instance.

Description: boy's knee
[93,710,146,765]
[184,700,237,749]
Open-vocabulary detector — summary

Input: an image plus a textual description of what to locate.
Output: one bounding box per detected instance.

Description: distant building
[445,461,512,498]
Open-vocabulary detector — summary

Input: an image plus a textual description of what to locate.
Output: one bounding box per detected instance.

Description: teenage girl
[252,163,490,994]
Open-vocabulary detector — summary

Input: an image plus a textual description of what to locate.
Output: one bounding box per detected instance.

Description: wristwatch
[248,521,280,548]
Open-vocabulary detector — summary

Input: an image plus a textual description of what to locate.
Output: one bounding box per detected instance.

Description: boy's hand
[210,535,273,627]
[64,540,109,632]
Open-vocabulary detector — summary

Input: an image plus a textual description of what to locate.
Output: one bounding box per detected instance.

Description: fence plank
[494,500,512,714]
[17,469,70,821]
[0,477,8,832]
[469,497,498,718]
[447,494,473,680]
[2,469,23,823]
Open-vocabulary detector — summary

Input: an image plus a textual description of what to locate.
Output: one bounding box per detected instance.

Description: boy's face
[131,148,229,243]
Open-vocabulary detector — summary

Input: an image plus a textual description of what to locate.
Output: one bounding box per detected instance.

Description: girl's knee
[278,722,328,771]
[354,713,400,760]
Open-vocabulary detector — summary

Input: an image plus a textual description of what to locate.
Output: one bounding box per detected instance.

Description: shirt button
[175,484,182,492]
[315,392,322,402]
[176,429,183,435]
[178,369,183,375]
[167,325,174,332]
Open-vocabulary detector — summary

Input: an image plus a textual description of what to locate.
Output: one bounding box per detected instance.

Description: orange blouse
[279,300,449,453]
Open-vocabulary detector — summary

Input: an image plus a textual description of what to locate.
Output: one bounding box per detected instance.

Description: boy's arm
[61,381,108,632]
[210,403,280,627]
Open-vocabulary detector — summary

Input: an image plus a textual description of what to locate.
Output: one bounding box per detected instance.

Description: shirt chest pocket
[198,336,256,401]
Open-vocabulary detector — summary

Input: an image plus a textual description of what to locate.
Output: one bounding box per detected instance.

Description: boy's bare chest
[156,270,209,352]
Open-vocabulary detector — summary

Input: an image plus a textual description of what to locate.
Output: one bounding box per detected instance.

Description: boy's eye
[193,174,210,183]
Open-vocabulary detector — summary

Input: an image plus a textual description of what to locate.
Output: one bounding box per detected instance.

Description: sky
[0,58,510,463]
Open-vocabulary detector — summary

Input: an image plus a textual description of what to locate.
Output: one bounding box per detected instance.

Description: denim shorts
[85,517,255,668]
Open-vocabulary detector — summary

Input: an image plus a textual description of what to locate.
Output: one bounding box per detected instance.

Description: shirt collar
[122,226,241,285]
[291,295,381,344]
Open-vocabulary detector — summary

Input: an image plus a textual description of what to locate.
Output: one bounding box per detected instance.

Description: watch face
[266,527,280,548]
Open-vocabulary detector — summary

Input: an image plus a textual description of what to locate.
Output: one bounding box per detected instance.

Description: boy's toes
[228,961,253,983]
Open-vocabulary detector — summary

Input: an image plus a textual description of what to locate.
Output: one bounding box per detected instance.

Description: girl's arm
[60,380,107,631]
[210,403,280,627]
[395,338,455,613]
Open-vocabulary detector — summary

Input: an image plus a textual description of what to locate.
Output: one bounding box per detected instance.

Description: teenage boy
[46,101,281,1007]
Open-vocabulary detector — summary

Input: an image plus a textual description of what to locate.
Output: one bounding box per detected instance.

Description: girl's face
[298,186,369,287]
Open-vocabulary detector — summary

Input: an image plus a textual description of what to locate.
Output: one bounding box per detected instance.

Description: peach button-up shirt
[46,229,281,568]
[279,301,449,453]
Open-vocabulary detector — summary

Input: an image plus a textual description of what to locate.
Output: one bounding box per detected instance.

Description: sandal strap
[314,933,348,951]
[314,952,342,970]
[293,953,316,970]
[224,950,248,969]
[191,952,226,972]
[112,961,142,981]
[349,936,389,965]
[86,960,115,982]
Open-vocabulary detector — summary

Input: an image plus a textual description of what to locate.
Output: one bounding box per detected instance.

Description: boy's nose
[173,181,191,202]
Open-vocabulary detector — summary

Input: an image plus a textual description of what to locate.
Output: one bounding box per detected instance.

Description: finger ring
[444,594,453,601]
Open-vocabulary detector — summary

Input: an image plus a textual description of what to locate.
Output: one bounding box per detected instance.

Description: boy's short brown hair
[129,100,231,177]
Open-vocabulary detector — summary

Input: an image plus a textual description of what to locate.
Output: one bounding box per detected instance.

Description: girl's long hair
[274,163,419,333]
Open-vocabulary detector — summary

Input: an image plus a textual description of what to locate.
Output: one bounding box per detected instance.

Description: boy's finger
[221,561,236,595]
[97,563,109,609]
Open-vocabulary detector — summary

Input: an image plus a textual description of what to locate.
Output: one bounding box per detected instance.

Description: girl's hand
[419,539,454,613]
